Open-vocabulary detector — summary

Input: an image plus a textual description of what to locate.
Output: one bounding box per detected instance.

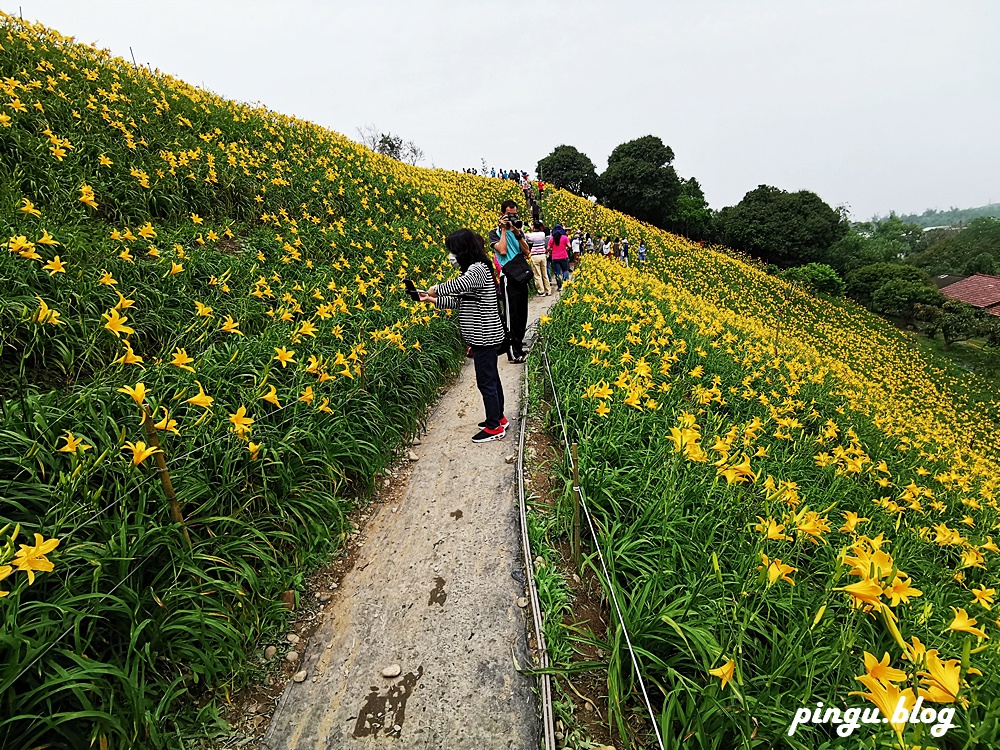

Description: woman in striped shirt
[420,229,509,443]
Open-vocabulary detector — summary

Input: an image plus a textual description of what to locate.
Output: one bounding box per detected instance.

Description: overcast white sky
[12,0,1000,219]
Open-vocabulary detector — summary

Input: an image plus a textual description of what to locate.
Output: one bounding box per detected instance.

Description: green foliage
[870,278,945,321]
[844,263,935,309]
[0,15,513,749]
[964,252,997,276]
[853,215,926,254]
[910,217,1000,276]
[888,202,1000,229]
[536,145,599,197]
[826,216,927,275]
[598,135,681,229]
[538,256,1000,748]
[916,300,996,350]
[779,263,845,297]
[668,177,712,239]
[716,185,848,267]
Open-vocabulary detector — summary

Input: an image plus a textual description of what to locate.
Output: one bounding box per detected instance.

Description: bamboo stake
[141,409,191,547]
[571,442,581,570]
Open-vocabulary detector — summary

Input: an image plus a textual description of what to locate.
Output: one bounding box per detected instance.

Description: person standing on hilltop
[491,167,496,178]
[489,200,531,363]
[419,230,508,443]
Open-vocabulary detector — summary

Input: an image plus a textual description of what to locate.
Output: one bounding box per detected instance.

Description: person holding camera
[489,200,531,364]
[419,229,509,443]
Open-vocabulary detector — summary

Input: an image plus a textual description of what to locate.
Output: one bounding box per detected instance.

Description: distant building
[933,274,967,289]
[939,273,1000,316]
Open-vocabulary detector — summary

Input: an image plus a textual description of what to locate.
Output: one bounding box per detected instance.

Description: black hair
[533,220,543,230]
[500,199,517,213]
[445,229,492,276]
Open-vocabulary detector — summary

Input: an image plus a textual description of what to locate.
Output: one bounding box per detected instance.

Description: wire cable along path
[538,334,668,750]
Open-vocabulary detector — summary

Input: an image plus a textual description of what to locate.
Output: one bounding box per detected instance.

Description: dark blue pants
[471,345,504,429]
[551,258,570,288]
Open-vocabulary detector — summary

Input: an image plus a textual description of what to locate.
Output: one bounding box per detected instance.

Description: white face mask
[447,253,459,267]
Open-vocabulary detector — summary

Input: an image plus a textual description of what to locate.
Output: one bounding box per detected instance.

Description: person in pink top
[548,224,570,290]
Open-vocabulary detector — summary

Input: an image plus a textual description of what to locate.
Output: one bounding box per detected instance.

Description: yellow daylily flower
[169,348,196,372]
[708,659,735,691]
[116,382,148,406]
[948,607,988,639]
[228,406,254,435]
[185,381,214,409]
[58,431,92,453]
[123,440,161,466]
[11,533,60,584]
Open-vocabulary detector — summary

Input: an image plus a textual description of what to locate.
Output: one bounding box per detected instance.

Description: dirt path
[261,292,558,750]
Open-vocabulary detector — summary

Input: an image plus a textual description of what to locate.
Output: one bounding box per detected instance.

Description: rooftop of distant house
[933,274,966,289]
[940,273,1000,315]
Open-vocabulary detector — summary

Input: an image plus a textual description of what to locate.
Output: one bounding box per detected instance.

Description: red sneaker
[472,426,506,443]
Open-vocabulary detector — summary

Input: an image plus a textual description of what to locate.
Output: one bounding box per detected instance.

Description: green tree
[536,145,599,196]
[916,300,988,349]
[669,177,712,239]
[871,278,944,322]
[844,263,933,308]
[598,135,681,228]
[779,263,845,296]
[964,252,997,275]
[909,217,1000,275]
[826,231,907,274]
[716,185,847,267]
[852,215,926,255]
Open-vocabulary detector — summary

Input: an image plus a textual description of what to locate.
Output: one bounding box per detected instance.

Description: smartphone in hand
[403,279,425,301]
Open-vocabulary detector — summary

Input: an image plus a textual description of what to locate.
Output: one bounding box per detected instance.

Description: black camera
[500,214,523,229]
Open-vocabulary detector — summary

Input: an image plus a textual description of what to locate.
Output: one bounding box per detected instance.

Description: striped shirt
[525,230,548,255]
[434,262,505,347]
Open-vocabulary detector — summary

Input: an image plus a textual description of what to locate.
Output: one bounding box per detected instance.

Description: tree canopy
[909,217,1000,276]
[536,145,599,197]
[716,185,848,267]
[598,135,681,229]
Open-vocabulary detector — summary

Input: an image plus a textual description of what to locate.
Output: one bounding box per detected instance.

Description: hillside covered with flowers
[1,11,997,749]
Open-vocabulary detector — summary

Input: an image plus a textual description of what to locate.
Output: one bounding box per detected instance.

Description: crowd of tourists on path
[417,196,646,444]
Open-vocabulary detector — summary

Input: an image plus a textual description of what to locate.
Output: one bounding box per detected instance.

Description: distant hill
[874,202,1000,228]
